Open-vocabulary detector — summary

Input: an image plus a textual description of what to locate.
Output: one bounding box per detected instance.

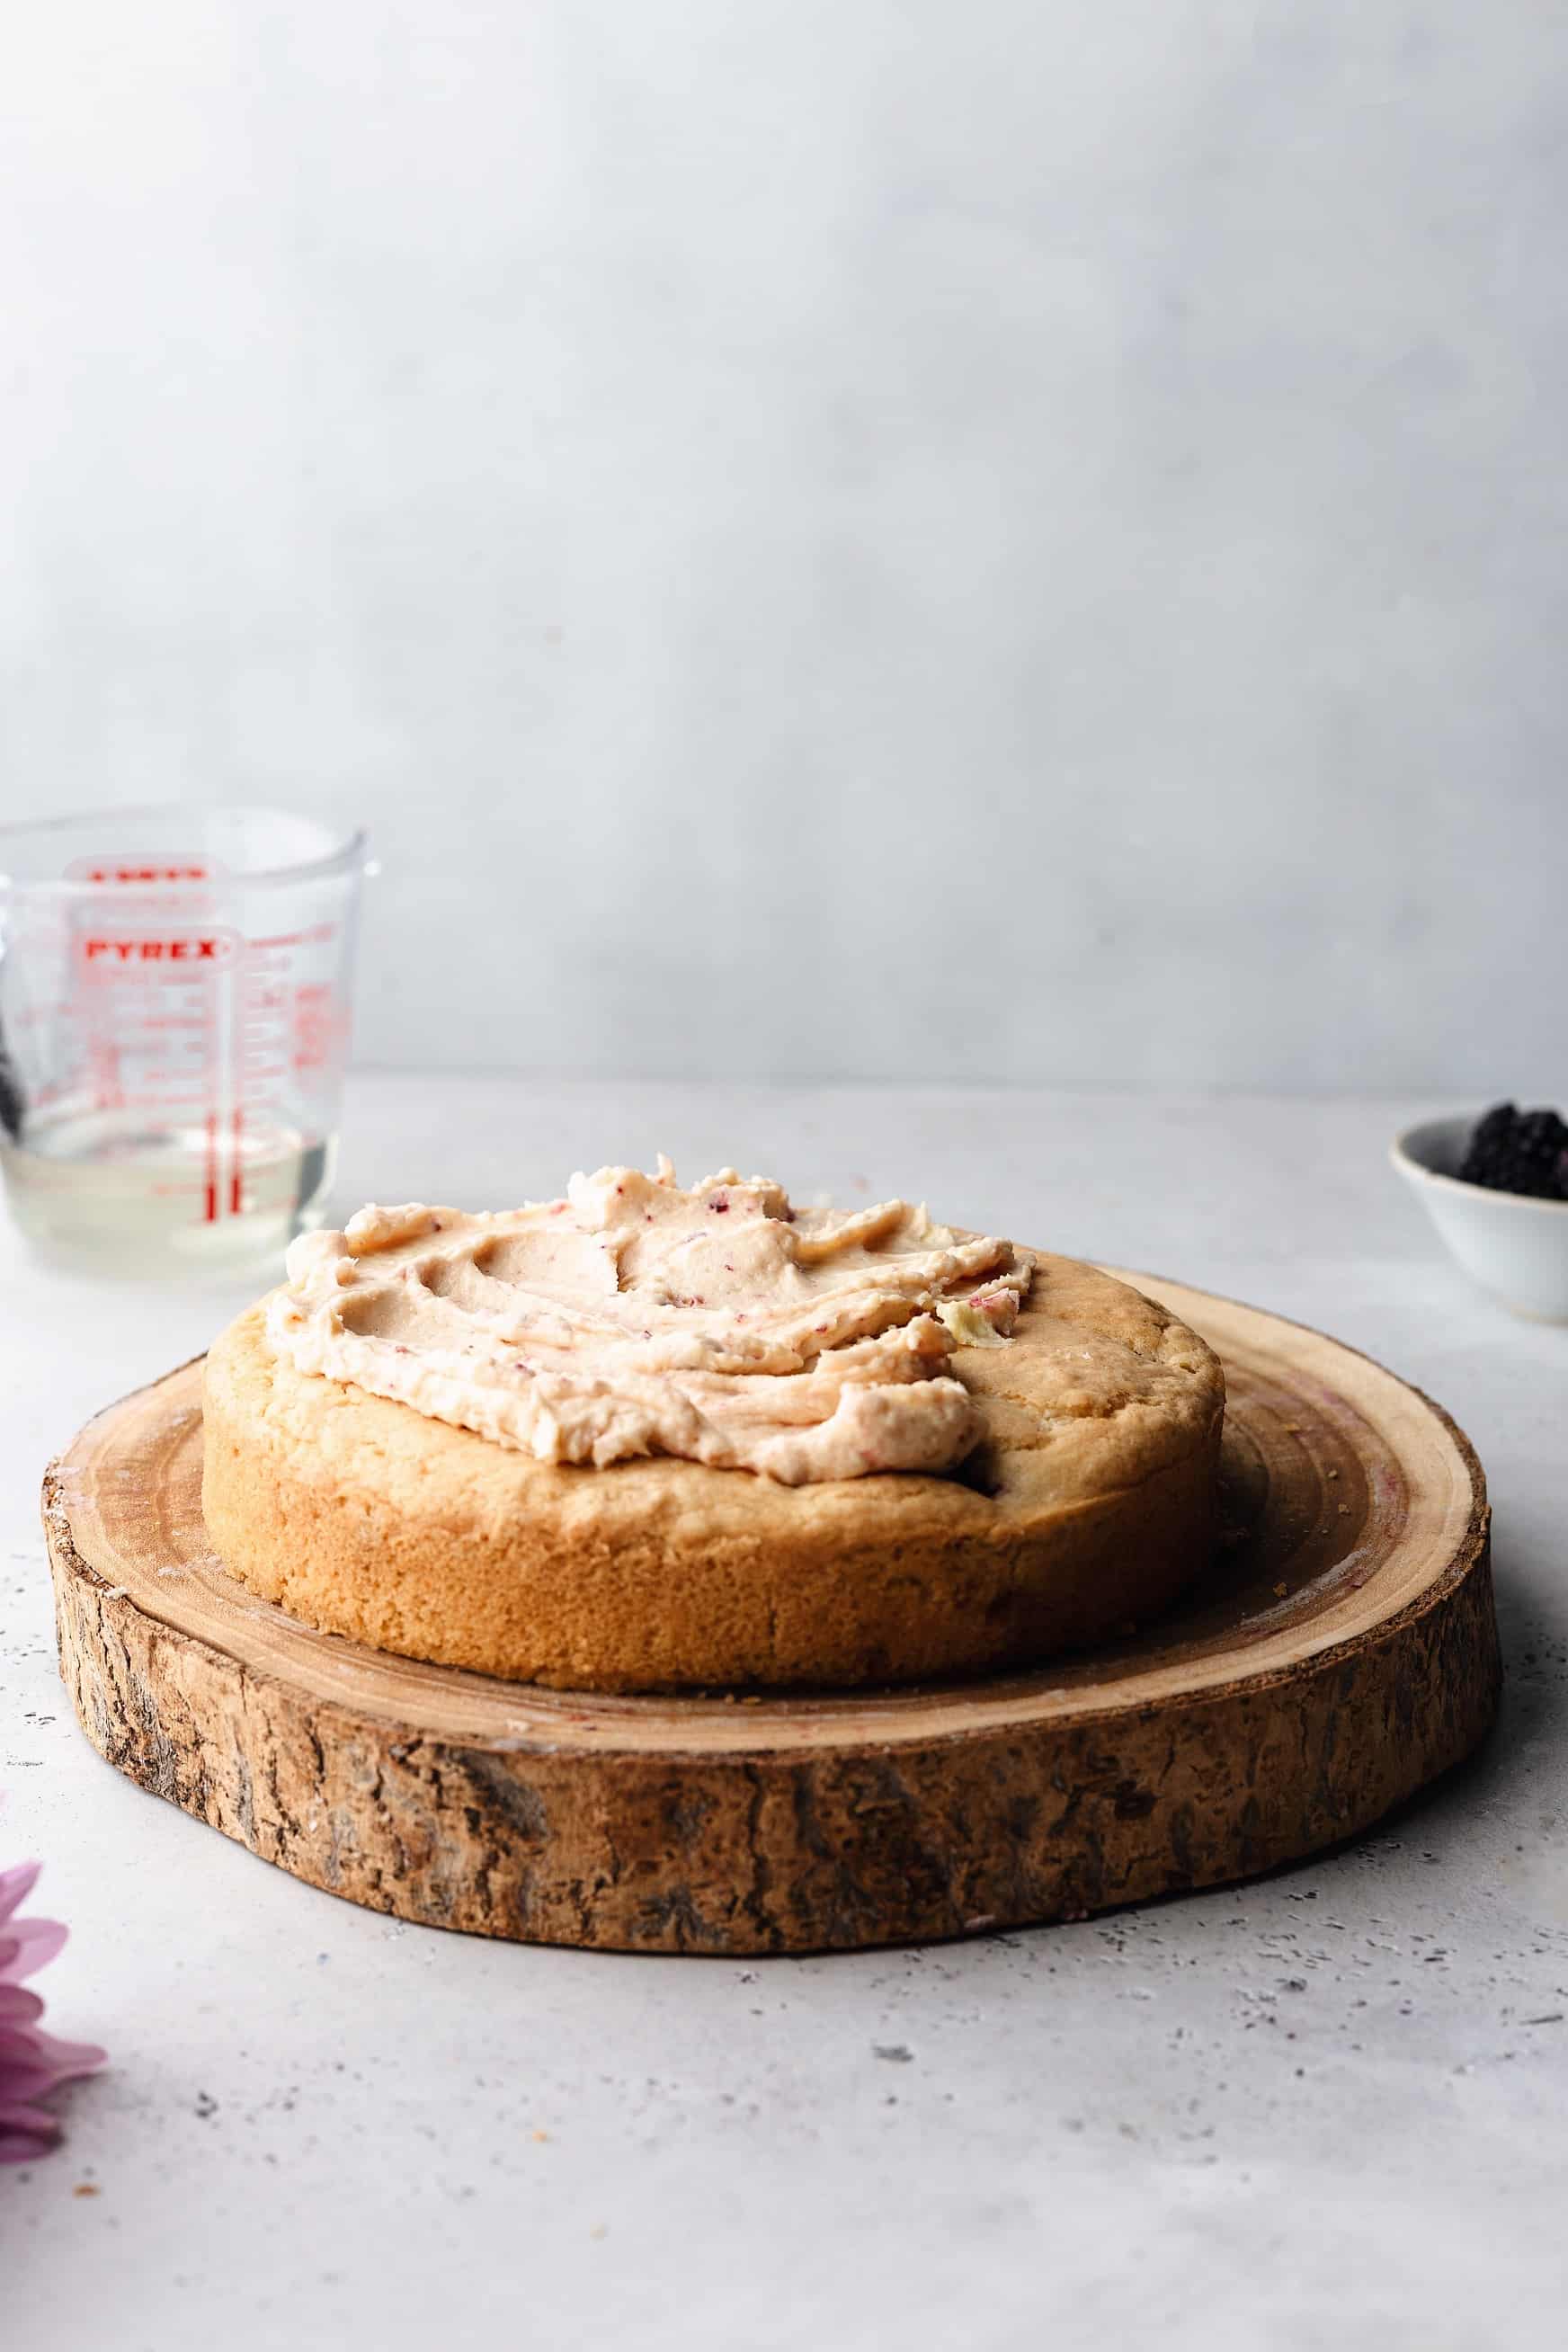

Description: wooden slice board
[43,1275,1499,1956]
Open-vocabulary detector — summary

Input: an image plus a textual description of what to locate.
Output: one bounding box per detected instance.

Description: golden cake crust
[200,1252,1225,1692]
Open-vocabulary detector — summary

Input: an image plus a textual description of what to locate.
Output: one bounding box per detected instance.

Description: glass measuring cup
[0,806,370,1275]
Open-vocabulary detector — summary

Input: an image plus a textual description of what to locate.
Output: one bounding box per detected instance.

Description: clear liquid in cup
[0,804,366,1276]
[1,1109,334,1276]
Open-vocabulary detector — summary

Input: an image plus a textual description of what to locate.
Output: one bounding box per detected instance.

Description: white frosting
[266,1159,1032,1484]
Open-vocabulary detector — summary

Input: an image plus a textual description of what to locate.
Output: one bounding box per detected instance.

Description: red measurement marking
[231,1104,244,1216]
[82,1091,208,1111]
[66,856,212,886]
[204,1112,219,1224]
[88,1035,122,1115]
[78,865,209,886]
[248,924,337,950]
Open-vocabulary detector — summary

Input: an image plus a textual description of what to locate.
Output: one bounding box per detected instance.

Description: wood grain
[44,1275,1499,1954]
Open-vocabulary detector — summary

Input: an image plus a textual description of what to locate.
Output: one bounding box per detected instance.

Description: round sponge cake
[200,1250,1224,1693]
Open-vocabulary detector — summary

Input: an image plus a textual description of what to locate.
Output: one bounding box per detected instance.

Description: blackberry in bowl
[1393,1101,1568,1321]
[1457,1103,1568,1202]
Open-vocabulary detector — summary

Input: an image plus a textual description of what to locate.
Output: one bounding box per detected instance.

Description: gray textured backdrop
[4,4,1565,1090]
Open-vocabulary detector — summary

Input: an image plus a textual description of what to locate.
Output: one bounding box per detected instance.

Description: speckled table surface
[5,1078,1565,2351]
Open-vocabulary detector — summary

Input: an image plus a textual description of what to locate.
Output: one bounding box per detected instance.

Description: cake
[200,1160,1225,1691]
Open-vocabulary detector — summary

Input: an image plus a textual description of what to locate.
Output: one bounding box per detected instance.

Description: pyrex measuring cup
[0,806,369,1275]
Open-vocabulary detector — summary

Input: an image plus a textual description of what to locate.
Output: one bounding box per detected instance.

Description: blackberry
[1457,1101,1568,1201]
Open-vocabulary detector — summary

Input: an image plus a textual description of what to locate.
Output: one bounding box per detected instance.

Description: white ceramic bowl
[1392,1115,1568,1322]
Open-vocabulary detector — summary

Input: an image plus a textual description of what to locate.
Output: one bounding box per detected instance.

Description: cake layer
[202,1249,1225,1693]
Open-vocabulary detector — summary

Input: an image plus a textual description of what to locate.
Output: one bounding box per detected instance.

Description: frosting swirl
[267,1159,1032,1484]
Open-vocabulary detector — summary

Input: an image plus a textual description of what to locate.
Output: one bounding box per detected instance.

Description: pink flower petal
[0,1918,68,1982]
[0,1847,105,2165]
[0,2059,65,2107]
[0,2024,106,2081]
[0,1864,41,1928]
[0,2100,62,2161]
[0,2096,64,2134]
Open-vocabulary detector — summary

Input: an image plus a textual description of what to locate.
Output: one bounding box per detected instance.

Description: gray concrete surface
[4,1077,1565,2348]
